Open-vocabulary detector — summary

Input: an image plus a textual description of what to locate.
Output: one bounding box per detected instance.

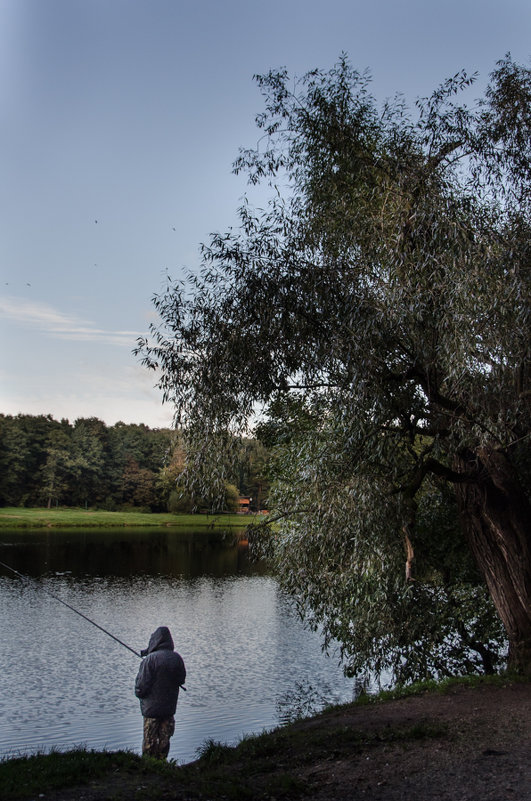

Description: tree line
[0,414,269,513]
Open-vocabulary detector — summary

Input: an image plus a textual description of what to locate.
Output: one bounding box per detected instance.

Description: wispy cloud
[0,362,174,427]
[0,296,139,346]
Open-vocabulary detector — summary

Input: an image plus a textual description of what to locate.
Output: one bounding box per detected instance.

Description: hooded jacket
[135,626,186,719]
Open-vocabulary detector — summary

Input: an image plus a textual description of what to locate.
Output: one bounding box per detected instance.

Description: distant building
[238,497,251,514]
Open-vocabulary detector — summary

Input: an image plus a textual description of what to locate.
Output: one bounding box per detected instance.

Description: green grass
[0,748,170,800]
[171,715,449,800]
[351,671,520,708]
[0,507,256,529]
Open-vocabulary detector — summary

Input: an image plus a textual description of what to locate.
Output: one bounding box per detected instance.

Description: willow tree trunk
[456,447,531,675]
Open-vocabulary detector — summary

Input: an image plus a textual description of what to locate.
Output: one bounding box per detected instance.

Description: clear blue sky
[1,0,529,428]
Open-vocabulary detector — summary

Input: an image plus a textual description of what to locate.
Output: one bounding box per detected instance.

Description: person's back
[135,626,186,759]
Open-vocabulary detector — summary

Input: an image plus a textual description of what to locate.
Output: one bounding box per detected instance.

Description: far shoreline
[0,507,257,529]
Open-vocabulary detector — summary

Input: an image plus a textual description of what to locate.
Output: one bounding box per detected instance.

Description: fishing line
[0,558,141,658]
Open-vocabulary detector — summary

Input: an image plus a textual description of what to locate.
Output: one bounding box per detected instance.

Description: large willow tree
[138,55,531,681]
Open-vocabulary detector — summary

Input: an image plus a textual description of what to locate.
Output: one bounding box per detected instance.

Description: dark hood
[141,626,174,657]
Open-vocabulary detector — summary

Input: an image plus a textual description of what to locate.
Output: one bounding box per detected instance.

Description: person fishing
[134,626,186,760]
[0,560,188,759]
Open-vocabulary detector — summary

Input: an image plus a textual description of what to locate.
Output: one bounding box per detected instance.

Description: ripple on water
[0,538,354,764]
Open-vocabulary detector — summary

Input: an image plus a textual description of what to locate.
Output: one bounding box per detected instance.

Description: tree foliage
[138,54,531,681]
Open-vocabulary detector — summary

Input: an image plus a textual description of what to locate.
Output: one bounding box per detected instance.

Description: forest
[0,414,269,513]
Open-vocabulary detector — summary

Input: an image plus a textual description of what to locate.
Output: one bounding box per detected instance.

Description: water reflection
[0,526,258,578]
[0,528,353,763]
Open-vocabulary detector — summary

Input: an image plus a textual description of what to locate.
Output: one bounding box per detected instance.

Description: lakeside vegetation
[0,674,525,801]
[0,507,254,529]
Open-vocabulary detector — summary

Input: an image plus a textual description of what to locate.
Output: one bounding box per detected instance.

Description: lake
[0,527,355,764]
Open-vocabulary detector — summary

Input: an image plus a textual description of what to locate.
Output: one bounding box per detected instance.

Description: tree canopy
[138,55,531,681]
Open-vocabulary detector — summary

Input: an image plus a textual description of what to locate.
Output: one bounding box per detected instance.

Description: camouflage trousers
[142,715,175,759]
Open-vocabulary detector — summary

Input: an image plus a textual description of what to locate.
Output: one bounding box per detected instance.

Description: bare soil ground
[291,680,531,800]
[27,681,531,801]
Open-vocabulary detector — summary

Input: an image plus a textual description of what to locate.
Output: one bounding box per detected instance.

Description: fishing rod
[0,558,142,658]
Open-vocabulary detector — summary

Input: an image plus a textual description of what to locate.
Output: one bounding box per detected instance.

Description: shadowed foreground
[4,680,530,800]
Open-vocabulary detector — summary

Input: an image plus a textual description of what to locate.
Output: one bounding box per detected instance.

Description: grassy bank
[0,507,255,529]
[0,675,526,801]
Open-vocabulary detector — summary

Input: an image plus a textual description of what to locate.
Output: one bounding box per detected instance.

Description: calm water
[0,527,354,763]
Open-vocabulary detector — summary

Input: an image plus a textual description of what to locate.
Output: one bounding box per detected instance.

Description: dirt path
[292,681,530,800]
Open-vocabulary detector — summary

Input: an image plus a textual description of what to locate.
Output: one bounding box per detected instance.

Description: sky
[1,0,529,429]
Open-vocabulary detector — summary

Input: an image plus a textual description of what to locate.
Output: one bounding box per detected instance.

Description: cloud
[0,361,174,428]
[0,296,171,426]
[0,296,139,346]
